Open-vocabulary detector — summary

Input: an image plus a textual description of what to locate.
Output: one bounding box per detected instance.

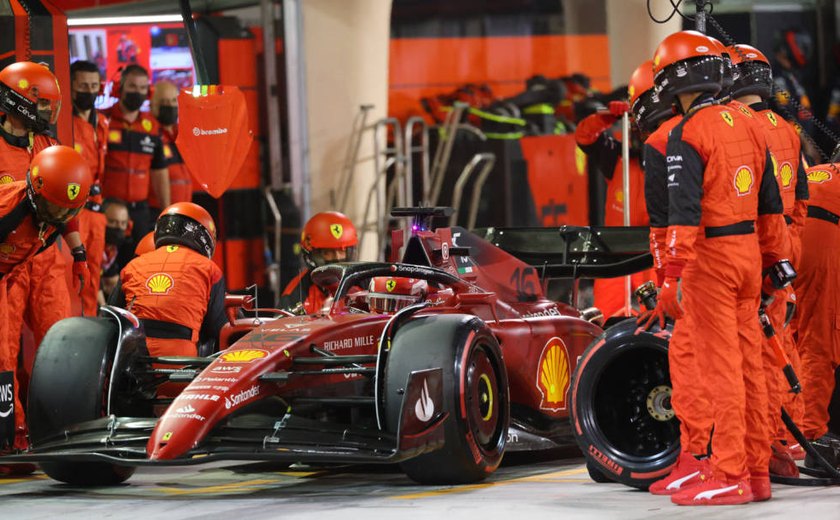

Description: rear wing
[478,226,652,279]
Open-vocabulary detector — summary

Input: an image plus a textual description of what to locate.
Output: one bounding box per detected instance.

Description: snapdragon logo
[192,126,229,137]
[224,384,260,410]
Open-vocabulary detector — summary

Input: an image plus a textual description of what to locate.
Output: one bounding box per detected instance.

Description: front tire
[27,317,136,485]
[384,315,510,484]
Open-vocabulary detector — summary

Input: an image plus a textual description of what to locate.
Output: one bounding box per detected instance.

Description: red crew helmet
[653,30,723,97]
[300,211,358,269]
[155,202,217,258]
[0,61,61,132]
[27,145,92,225]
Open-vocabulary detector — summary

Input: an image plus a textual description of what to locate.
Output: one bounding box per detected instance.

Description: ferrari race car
[1,208,677,488]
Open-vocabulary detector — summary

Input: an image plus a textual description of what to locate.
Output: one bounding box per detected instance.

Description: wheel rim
[465,344,502,449]
[592,345,679,460]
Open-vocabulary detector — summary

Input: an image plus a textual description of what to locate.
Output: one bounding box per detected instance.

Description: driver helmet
[368,277,428,314]
[0,61,62,133]
[300,211,358,269]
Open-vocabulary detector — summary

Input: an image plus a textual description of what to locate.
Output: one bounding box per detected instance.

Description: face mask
[74,92,96,111]
[156,105,178,125]
[121,91,145,112]
[105,226,126,246]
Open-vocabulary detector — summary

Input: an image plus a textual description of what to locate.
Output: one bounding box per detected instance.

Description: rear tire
[570,318,678,490]
[27,318,136,485]
[384,315,509,484]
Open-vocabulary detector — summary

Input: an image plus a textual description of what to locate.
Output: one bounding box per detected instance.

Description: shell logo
[734,166,754,196]
[574,146,586,176]
[142,119,153,132]
[767,112,778,127]
[0,243,15,255]
[220,349,268,363]
[166,245,179,253]
[146,273,174,295]
[779,163,793,188]
[330,223,343,239]
[807,170,831,184]
[720,111,734,127]
[536,337,571,413]
[0,175,14,184]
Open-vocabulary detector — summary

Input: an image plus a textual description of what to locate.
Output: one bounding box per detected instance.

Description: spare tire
[570,318,679,489]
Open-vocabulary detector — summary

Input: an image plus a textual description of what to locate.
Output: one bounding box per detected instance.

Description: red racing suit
[794,164,840,440]
[642,113,713,457]
[0,182,67,449]
[575,112,652,317]
[148,126,192,212]
[665,95,789,482]
[748,100,809,443]
[101,105,167,240]
[0,126,74,445]
[73,109,109,315]
[113,245,226,358]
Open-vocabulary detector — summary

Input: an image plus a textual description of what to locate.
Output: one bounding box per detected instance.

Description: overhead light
[68,14,184,27]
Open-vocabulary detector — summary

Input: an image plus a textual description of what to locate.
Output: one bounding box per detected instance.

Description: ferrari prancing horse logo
[330,224,343,239]
[721,111,734,127]
[385,279,396,292]
[66,183,80,201]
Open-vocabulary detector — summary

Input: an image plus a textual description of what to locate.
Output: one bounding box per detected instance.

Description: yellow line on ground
[392,466,587,500]
[0,475,47,485]
[158,478,279,496]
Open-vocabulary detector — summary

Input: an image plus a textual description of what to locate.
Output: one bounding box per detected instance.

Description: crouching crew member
[110,203,226,358]
[0,146,92,462]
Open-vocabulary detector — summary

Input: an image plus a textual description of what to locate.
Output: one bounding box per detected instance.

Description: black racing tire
[27,317,136,485]
[570,318,678,490]
[384,314,509,484]
[586,460,614,483]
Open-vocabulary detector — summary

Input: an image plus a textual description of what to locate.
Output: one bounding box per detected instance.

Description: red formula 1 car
[1,208,677,487]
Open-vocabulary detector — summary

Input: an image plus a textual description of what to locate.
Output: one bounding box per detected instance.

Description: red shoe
[770,441,800,477]
[649,452,710,495]
[671,477,753,506]
[785,442,806,461]
[750,473,772,502]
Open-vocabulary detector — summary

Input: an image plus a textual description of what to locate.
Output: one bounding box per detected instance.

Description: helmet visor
[33,196,80,225]
[369,293,420,314]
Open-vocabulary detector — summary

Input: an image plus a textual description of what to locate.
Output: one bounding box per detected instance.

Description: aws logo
[536,337,571,414]
[734,166,754,196]
[807,169,832,184]
[146,273,174,294]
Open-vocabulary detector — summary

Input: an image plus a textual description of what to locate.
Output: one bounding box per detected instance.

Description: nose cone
[147,396,219,460]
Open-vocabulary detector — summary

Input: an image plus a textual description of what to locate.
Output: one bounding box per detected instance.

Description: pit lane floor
[1,452,838,519]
